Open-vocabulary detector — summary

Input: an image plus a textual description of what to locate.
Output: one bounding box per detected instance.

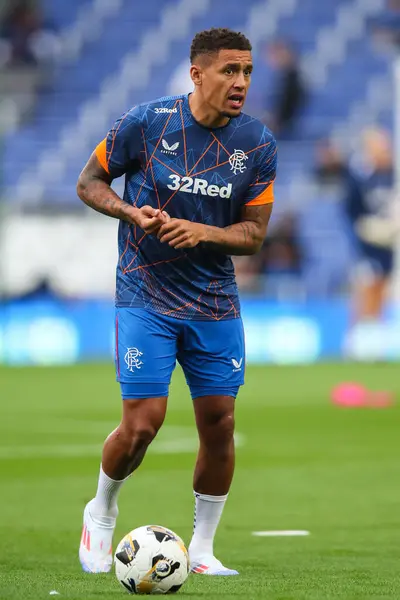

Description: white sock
[189,491,228,558]
[90,466,128,522]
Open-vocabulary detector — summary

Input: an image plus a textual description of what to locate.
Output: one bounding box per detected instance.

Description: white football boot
[79,499,116,573]
[190,555,239,576]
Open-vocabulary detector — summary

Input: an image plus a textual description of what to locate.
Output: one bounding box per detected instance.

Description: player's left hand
[158,219,207,249]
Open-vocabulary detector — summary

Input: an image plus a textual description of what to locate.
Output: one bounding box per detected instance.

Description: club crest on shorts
[125,347,144,371]
[229,149,248,175]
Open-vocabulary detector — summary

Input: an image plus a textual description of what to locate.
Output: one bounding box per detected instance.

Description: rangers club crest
[125,347,144,371]
[229,149,248,175]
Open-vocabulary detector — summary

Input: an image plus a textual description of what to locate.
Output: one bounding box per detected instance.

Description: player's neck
[188,92,230,129]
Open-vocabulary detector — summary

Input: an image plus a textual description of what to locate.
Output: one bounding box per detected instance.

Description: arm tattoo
[77,153,136,223]
[240,223,248,245]
[204,204,272,256]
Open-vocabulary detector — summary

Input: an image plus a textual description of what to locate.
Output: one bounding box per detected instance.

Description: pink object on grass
[331,383,368,407]
[368,391,394,408]
[331,383,394,408]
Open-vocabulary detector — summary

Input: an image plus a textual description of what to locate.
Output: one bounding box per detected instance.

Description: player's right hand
[134,206,170,233]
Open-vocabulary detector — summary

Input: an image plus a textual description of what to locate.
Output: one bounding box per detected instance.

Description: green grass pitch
[1,362,400,599]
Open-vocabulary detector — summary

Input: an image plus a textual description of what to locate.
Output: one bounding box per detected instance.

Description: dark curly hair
[190,28,252,63]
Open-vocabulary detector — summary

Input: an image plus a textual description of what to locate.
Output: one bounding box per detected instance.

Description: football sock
[189,491,228,557]
[91,465,128,521]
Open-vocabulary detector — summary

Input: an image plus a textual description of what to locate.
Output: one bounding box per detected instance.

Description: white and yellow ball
[114,525,189,595]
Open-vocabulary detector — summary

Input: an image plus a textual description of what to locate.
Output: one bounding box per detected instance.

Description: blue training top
[95,94,277,320]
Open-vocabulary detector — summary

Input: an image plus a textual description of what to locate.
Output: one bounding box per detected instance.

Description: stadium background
[0,0,399,366]
[2,3,400,599]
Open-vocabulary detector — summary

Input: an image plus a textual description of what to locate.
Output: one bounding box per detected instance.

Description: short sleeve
[95,105,143,179]
[243,135,277,206]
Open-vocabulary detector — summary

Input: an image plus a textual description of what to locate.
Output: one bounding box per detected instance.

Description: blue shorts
[358,243,394,278]
[115,307,245,400]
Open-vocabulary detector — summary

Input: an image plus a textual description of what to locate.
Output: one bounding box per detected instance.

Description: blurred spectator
[344,128,396,331]
[234,216,302,297]
[296,130,396,355]
[314,139,348,185]
[259,214,301,277]
[0,0,59,132]
[370,0,400,52]
[0,0,59,69]
[233,255,263,293]
[263,40,307,138]
[294,140,354,298]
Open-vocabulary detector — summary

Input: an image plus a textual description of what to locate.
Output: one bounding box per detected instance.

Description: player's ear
[190,64,202,86]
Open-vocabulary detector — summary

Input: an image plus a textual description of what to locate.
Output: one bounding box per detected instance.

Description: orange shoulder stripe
[95,138,109,173]
[246,182,274,206]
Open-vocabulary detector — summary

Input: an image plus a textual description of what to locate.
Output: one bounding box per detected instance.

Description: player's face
[199,49,253,118]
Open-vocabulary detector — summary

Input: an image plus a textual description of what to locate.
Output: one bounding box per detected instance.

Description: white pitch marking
[252,530,310,537]
[49,591,60,596]
[0,429,245,459]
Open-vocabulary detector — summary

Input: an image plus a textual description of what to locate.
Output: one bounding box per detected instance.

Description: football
[114,525,190,594]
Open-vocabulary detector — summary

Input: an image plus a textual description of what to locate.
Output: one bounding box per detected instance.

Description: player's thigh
[177,317,245,400]
[115,307,178,400]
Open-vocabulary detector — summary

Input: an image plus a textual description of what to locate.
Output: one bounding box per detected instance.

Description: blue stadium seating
[1,0,393,205]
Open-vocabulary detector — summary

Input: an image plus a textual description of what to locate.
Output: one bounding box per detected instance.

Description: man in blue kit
[343,128,396,358]
[77,28,277,575]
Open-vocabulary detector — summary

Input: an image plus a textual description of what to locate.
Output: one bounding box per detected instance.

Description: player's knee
[121,422,159,454]
[202,412,235,453]
[215,413,235,444]
[120,398,166,454]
